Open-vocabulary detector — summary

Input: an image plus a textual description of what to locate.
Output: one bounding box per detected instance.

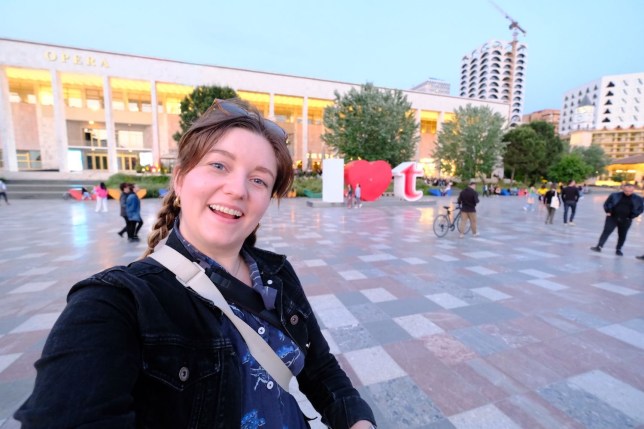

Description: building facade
[522,109,560,135]
[0,39,510,177]
[559,72,644,136]
[410,78,450,96]
[459,39,527,125]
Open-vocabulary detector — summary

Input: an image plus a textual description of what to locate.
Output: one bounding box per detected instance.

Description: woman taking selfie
[16,99,376,429]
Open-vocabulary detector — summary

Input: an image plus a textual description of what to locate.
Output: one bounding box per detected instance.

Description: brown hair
[142,98,293,257]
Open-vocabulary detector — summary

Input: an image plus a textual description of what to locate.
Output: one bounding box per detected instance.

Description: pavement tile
[364,376,445,428]
[496,392,586,429]
[449,404,521,429]
[539,380,638,429]
[451,302,521,325]
[569,370,644,424]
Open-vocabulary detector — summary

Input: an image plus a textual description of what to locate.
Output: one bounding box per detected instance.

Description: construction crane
[488,1,526,126]
[489,0,527,41]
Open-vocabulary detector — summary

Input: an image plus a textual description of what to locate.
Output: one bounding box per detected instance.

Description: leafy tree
[502,125,546,184]
[528,121,565,179]
[547,153,593,183]
[322,83,418,167]
[173,85,237,142]
[571,144,611,176]
[433,104,506,182]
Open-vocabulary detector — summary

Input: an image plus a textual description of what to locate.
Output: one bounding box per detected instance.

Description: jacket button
[290,315,299,325]
[267,279,273,285]
[178,366,190,382]
[267,381,274,390]
[258,326,266,335]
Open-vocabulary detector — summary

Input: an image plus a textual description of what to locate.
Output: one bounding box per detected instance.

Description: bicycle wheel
[433,215,450,237]
[455,213,471,234]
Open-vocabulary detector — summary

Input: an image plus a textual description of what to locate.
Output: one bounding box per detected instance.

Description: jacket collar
[164,229,287,276]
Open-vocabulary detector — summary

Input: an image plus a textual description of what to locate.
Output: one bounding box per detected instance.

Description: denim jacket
[15,232,375,428]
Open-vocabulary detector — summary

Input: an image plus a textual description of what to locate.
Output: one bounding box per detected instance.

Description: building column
[268,93,275,120]
[302,96,309,168]
[415,109,421,160]
[437,111,445,135]
[103,76,118,174]
[0,67,18,171]
[436,111,446,177]
[150,80,160,167]
[51,70,69,172]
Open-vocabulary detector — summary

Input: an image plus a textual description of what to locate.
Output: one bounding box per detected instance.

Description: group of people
[537,180,643,258]
[116,182,144,241]
[15,98,377,429]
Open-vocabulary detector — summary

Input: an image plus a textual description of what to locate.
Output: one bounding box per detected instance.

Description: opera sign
[344,160,424,202]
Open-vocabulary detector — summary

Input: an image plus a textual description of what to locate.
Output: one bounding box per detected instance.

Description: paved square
[0,191,642,428]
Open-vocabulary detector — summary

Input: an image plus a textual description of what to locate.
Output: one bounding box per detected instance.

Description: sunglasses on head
[206,99,288,144]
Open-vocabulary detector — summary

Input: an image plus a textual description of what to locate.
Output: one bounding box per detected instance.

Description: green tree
[173,85,237,142]
[571,144,611,176]
[433,104,506,182]
[547,153,593,183]
[502,125,546,184]
[528,121,565,179]
[322,83,418,167]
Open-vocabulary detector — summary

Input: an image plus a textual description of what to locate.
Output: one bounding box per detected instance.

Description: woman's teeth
[209,204,242,218]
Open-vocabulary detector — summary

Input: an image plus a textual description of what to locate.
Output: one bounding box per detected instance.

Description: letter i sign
[392,162,424,201]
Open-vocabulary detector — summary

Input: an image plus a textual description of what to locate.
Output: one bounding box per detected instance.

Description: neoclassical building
[0,38,509,176]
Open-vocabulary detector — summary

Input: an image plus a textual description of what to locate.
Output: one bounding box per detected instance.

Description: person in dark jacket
[117,182,130,237]
[15,98,376,429]
[125,183,143,241]
[591,183,644,256]
[561,179,581,225]
[457,181,480,237]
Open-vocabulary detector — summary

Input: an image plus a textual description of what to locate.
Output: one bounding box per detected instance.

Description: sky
[1,0,643,113]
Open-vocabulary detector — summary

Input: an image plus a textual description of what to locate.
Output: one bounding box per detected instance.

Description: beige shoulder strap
[150,245,292,392]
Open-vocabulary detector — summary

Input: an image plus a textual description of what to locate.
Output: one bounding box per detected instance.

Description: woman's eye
[210,162,225,171]
[251,178,269,187]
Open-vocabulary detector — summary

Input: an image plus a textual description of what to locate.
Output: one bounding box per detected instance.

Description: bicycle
[433,204,471,237]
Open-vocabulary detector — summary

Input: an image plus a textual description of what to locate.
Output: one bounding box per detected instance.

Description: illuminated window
[117,130,144,149]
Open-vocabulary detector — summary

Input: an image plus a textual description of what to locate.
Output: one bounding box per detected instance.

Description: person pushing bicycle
[457,181,480,238]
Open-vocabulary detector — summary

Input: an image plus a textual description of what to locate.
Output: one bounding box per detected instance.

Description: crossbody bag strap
[149,245,292,392]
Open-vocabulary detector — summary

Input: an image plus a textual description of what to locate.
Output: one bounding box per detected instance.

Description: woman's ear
[172,170,183,196]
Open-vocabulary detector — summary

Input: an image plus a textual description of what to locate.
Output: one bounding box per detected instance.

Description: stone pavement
[0,192,643,428]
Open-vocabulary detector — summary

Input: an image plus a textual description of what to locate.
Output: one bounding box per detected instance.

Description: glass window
[117,130,144,149]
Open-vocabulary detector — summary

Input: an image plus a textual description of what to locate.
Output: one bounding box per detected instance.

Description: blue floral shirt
[174,221,307,429]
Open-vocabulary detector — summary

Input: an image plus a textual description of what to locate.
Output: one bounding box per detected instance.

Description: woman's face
[174,128,277,257]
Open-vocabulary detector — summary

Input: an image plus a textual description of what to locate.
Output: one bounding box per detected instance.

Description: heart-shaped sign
[344,160,392,201]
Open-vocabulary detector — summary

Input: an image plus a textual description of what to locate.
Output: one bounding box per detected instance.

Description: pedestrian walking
[523,186,537,212]
[117,182,130,237]
[544,184,560,224]
[346,183,354,208]
[561,179,580,225]
[125,184,143,241]
[354,183,362,208]
[457,181,480,237]
[590,183,644,256]
[93,182,109,212]
[0,179,9,205]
